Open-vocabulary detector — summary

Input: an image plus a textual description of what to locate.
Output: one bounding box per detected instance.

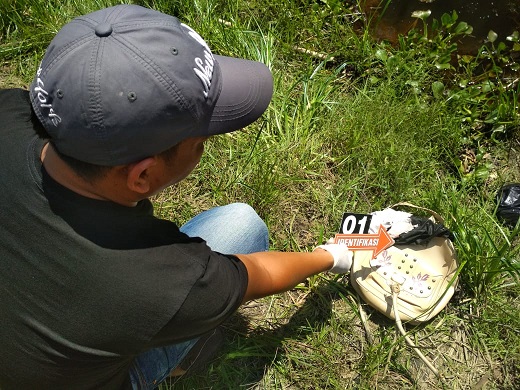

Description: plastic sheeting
[496,184,520,227]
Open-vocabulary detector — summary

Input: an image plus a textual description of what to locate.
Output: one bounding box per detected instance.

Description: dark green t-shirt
[0,89,248,389]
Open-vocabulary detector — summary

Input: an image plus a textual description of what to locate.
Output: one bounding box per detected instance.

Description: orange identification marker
[333,225,395,258]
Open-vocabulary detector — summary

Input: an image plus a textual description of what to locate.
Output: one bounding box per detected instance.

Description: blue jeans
[129,203,268,389]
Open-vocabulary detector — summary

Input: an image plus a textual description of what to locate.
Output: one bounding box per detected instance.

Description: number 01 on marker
[339,213,372,235]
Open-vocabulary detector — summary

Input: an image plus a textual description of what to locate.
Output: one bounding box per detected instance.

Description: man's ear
[124,157,157,194]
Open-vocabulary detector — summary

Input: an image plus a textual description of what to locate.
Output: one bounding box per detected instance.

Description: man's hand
[314,244,352,273]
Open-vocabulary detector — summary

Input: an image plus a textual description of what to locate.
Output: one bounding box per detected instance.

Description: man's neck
[40,143,138,207]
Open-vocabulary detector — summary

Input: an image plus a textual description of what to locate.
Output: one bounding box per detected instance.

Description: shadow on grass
[165,283,342,388]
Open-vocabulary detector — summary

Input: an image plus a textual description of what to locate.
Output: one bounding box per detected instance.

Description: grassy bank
[1,0,519,388]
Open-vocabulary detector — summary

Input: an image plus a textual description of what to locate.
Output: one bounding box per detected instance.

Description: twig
[390,283,442,379]
[353,295,375,345]
[292,46,335,61]
[216,18,335,62]
[506,77,519,89]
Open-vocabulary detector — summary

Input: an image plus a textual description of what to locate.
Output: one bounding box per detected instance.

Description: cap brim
[208,55,273,135]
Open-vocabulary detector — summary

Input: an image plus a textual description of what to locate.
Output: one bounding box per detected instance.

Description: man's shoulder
[0,88,33,126]
[0,88,29,105]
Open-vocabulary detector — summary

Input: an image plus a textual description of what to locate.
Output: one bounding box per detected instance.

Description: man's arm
[236,246,349,303]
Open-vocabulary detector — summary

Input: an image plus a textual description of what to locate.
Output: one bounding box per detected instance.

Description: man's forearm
[236,249,334,303]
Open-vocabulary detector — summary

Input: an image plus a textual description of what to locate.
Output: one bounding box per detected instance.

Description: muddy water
[362,0,520,53]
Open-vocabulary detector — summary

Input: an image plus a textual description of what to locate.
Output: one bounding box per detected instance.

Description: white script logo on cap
[34,65,62,127]
[181,23,215,99]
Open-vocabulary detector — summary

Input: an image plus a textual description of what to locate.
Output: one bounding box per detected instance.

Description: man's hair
[53,141,182,183]
[32,105,182,182]
[52,146,113,183]
[31,106,111,182]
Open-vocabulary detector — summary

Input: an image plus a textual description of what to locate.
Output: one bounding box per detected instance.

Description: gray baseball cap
[30,5,273,165]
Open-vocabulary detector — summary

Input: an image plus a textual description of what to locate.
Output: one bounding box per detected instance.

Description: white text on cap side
[33,65,62,127]
[181,23,215,99]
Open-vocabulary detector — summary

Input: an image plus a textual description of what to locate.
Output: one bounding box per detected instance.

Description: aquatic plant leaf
[369,76,380,84]
[487,30,498,43]
[506,31,519,42]
[431,81,444,99]
[435,62,452,70]
[375,48,388,62]
[454,22,472,35]
[441,12,454,27]
[454,22,466,34]
[411,10,431,20]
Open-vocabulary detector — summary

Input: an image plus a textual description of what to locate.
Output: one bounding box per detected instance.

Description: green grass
[1,0,519,388]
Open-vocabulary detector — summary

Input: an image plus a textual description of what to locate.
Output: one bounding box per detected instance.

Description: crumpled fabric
[495,184,520,227]
[393,216,454,245]
[368,208,414,237]
[369,208,454,245]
